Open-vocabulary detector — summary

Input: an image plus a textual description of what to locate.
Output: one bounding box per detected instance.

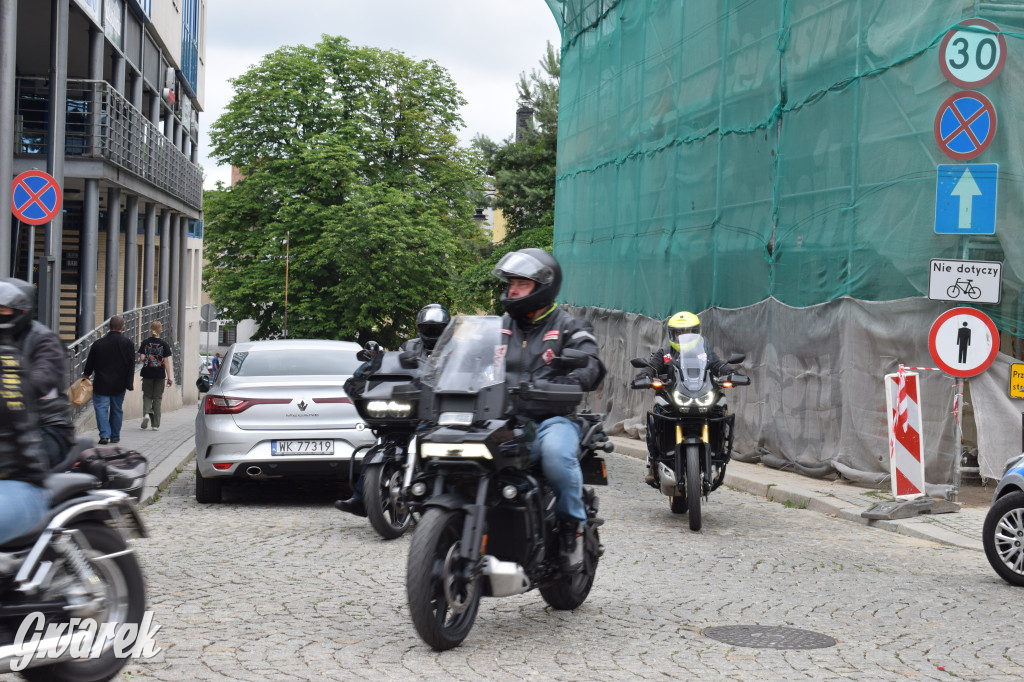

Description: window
[218,324,237,346]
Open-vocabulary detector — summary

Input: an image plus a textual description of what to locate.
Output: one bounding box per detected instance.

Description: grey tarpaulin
[571,297,1023,488]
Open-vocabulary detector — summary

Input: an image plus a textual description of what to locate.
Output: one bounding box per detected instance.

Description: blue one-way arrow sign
[935,164,997,234]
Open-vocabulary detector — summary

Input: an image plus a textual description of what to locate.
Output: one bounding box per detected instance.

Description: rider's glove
[549,375,581,386]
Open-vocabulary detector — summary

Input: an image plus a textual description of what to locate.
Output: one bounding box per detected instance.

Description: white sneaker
[151,426,159,431]
[141,415,149,430]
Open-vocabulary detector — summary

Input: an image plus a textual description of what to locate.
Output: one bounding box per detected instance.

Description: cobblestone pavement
[22,450,1013,682]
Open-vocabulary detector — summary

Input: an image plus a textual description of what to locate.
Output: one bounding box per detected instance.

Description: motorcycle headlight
[366,400,414,418]
[671,390,693,408]
[420,442,493,459]
[695,390,717,408]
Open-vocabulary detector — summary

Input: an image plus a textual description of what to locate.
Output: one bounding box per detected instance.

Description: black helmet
[0,278,34,336]
[416,303,450,350]
[492,248,562,321]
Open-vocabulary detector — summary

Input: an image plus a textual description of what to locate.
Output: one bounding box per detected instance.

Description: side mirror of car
[726,353,746,365]
[630,357,648,368]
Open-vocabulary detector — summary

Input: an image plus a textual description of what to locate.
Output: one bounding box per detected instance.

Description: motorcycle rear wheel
[21,522,146,682]
[540,523,600,610]
[364,462,413,540]
[686,444,702,531]
[406,509,481,650]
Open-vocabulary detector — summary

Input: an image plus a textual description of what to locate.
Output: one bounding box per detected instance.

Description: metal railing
[15,77,203,209]
[65,302,177,417]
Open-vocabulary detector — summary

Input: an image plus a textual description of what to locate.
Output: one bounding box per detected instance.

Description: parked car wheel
[983,490,1024,586]
[195,465,223,504]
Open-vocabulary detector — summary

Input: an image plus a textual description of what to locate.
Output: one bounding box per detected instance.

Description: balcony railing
[15,77,202,210]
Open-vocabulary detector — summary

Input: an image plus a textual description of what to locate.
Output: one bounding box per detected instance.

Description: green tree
[469,42,560,310]
[204,35,489,348]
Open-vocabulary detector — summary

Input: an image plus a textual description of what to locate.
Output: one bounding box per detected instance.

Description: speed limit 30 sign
[940,19,1006,88]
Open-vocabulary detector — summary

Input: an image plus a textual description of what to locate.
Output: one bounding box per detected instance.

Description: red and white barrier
[884,367,926,499]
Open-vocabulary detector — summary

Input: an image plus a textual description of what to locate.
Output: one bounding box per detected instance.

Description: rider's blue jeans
[0,480,50,545]
[530,416,585,523]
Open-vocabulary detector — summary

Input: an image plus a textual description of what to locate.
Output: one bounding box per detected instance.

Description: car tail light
[204,395,290,415]
[212,463,232,470]
[312,397,352,404]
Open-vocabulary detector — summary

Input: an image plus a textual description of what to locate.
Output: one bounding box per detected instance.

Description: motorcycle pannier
[73,446,149,500]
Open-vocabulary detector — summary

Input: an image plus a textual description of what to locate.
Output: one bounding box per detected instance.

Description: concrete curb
[138,442,196,507]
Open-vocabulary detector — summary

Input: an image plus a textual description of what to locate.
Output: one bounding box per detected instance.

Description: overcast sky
[199,1,562,189]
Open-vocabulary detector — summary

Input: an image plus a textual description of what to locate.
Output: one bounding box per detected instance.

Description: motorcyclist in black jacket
[492,248,605,573]
[0,330,50,547]
[0,278,75,468]
[335,304,451,517]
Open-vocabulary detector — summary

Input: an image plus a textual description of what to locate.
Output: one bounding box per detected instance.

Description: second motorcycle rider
[491,248,605,573]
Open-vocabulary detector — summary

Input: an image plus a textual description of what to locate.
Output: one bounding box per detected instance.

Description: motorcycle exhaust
[482,556,530,597]
[658,462,677,497]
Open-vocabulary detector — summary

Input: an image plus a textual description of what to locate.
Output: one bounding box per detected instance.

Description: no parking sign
[11,170,62,225]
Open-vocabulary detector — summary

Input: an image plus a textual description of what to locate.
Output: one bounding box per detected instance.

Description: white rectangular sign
[928,259,1001,304]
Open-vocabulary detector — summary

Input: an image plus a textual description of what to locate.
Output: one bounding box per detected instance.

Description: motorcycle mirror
[726,353,745,365]
[630,357,648,368]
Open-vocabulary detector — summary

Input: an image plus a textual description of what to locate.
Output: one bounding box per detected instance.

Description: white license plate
[271,440,335,455]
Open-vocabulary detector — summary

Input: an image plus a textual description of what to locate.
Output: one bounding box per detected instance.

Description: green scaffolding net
[544,0,1024,484]
[546,0,1024,337]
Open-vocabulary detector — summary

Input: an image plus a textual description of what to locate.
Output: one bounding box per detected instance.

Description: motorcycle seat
[45,472,101,506]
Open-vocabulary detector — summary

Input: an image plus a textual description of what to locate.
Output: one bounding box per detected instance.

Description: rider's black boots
[334,496,367,517]
[558,520,584,574]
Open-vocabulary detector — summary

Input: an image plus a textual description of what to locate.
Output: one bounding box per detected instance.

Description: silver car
[194,339,374,503]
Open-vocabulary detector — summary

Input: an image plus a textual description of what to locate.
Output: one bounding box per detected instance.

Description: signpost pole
[951,378,964,503]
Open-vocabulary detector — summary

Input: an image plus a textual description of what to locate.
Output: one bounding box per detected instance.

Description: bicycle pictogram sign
[946,278,981,300]
[11,170,62,225]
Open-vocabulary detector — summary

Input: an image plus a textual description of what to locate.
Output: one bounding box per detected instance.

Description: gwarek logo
[10,611,162,672]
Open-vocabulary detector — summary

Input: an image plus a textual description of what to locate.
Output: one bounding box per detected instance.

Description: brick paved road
[12,453,1022,681]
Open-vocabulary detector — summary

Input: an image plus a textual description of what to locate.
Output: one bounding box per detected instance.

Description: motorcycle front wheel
[406,508,481,650]
[364,462,414,540]
[22,522,146,682]
[982,490,1024,586]
[686,444,702,531]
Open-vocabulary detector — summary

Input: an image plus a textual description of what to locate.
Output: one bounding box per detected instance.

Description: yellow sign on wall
[1012,363,1024,399]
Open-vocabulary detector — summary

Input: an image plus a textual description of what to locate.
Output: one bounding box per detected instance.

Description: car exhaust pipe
[246,466,263,478]
[482,556,530,597]
[658,462,677,496]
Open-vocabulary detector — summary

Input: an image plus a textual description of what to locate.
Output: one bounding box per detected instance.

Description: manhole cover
[703,625,836,650]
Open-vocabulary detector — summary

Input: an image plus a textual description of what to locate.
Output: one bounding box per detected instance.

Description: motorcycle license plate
[271,440,334,455]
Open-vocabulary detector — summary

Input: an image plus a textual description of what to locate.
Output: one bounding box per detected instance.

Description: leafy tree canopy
[468,42,560,311]
[204,35,490,347]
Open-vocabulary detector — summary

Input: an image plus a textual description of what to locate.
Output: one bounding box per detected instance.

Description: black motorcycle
[347,349,423,539]
[0,471,148,680]
[630,334,749,531]
[399,315,611,650]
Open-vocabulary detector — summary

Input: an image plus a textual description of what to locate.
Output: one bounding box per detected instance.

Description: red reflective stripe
[312,397,352,404]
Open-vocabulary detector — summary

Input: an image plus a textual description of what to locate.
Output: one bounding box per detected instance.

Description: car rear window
[229,349,362,377]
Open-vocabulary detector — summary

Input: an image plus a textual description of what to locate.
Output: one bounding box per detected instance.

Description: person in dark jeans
[83,315,136,444]
[138,320,173,431]
[0,278,75,468]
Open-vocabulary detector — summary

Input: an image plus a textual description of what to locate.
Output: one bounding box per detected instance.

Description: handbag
[68,376,93,407]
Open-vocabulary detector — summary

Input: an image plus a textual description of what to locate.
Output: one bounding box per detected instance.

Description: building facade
[0,0,206,402]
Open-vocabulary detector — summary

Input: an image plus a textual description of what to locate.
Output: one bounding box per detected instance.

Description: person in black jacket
[0,278,75,468]
[0,340,50,546]
[492,248,605,573]
[83,315,136,445]
[335,305,450,517]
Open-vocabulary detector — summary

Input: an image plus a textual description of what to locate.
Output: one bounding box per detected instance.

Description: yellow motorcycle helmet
[666,311,701,352]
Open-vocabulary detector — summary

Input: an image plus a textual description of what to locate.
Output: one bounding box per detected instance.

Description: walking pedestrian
[138,321,173,431]
[210,352,221,376]
[83,316,135,444]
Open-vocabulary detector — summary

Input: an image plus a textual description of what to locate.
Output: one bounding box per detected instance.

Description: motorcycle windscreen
[421,315,506,394]
[675,333,710,392]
